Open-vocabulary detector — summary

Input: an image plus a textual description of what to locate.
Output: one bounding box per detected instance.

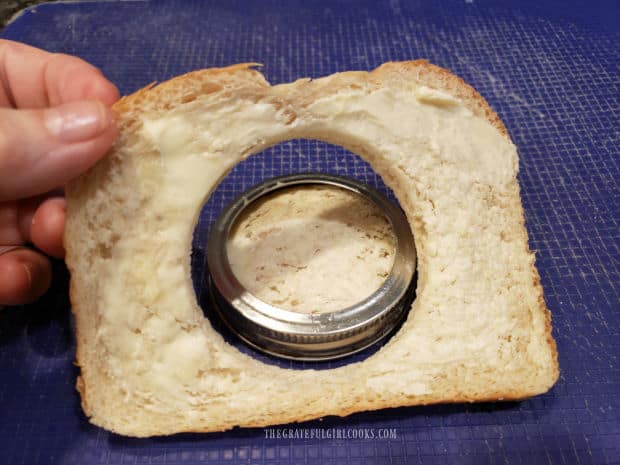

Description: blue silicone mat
[1,1,619,464]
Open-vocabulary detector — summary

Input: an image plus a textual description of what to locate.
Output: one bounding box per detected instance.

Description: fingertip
[0,100,118,201]
[55,56,119,107]
[31,197,66,259]
[0,249,51,306]
[17,195,43,242]
[91,77,120,107]
[78,71,120,107]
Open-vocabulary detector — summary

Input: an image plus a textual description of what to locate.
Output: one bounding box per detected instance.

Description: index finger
[0,40,119,109]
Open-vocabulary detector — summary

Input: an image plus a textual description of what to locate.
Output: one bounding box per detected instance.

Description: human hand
[0,40,119,307]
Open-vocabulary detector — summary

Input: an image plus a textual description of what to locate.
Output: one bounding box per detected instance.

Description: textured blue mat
[1,1,619,464]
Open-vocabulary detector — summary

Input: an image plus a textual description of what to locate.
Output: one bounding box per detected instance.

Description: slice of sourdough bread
[65,61,559,437]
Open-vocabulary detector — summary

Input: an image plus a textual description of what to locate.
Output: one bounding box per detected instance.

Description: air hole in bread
[191,139,415,369]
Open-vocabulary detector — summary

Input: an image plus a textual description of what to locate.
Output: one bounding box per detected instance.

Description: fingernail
[45,101,111,143]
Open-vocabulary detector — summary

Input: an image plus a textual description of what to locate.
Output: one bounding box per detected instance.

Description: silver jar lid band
[206,173,417,361]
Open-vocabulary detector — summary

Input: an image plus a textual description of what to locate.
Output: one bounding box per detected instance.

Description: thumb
[0,100,117,201]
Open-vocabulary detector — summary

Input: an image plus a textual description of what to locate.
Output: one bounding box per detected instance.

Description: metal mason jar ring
[206,173,417,361]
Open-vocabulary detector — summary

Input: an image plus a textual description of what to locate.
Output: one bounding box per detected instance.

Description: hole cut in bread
[65,61,559,437]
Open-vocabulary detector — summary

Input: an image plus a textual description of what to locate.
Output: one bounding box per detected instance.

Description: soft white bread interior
[65,61,559,437]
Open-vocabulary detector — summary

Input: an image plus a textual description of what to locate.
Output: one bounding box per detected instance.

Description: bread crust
[66,60,558,437]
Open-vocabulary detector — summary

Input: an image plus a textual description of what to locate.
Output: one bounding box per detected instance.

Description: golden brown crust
[112,60,509,136]
[130,389,544,435]
[533,266,560,381]
[113,63,267,115]
[371,61,509,137]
